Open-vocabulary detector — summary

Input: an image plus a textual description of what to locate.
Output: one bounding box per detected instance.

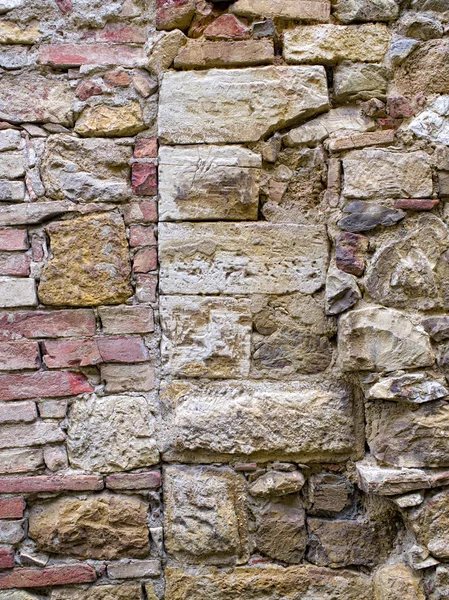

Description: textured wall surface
[0,0,448,598]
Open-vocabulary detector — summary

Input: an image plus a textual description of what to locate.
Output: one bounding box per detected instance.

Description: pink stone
[38,44,145,68]
[132,163,157,196]
[394,198,440,211]
[387,95,415,119]
[0,371,93,401]
[0,341,39,371]
[0,231,28,252]
[83,23,147,44]
[0,475,103,494]
[76,80,103,101]
[0,498,25,519]
[123,202,158,225]
[204,14,250,40]
[0,564,96,589]
[134,138,158,159]
[133,248,158,273]
[0,253,30,277]
[135,274,157,303]
[336,232,369,277]
[103,69,132,87]
[0,310,96,341]
[129,225,157,247]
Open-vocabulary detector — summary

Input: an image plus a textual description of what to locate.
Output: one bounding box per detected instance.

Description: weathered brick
[0,422,64,450]
[0,475,104,494]
[134,138,158,159]
[0,278,37,308]
[0,401,36,424]
[394,198,440,210]
[0,253,30,277]
[129,225,157,247]
[97,336,149,363]
[0,341,39,371]
[104,68,132,87]
[133,248,158,273]
[131,163,157,196]
[106,471,161,490]
[0,520,25,544]
[0,449,43,475]
[0,546,14,569]
[101,363,156,393]
[0,564,96,589]
[38,44,145,68]
[106,559,161,579]
[0,371,93,401]
[0,309,96,340]
[123,202,158,225]
[0,498,24,519]
[37,399,67,419]
[0,230,28,251]
[98,306,155,334]
[135,274,157,303]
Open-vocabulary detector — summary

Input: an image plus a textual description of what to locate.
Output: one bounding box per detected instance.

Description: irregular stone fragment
[0,520,25,544]
[161,379,359,463]
[158,66,329,144]
[230,0,330,21]
[325,267,361,315]
[159,222,328,295]
[204,14,250,39]
[148,29,187,74]
[374,563,425,600]
[326,130,394,152]
[164,465,248,565]
[343,150,433,199]
[356,461,430,495]
[283,24,390,65]
[38,213,132,307]
[307,473,350,513]
[68,394,158,474]
[156,0,196,30]
[338,201,405,233]
[392,492,425,508]
[74,102,145,137]
[0,72,73,126]
[159,145,261,221]
[249,471,305,497]
[41,136,132,202]
[336,232,368,277]
[409,96,449,146]
[334,63,388,102]
[408,491,449,559]
[395,40,449,97]
[423,316,449,341]
[333,0,399,23]
[256,499,306,564]
[161,296,251,378]
[29,493,149,560]
[430,565,449,600]
[106,559,160,579]
[398,13,443,41]
[385,37,419,69]
[165,564,374,600]
[174,40,274,69]
[338,307,434,372]
[51,583,142,600]
[367,373,448,404]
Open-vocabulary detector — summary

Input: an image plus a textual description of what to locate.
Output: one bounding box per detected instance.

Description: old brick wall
[0,0,448,598]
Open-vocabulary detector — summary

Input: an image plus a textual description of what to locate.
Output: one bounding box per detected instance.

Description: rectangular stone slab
[159,145,261,221]
[158,66,329,144]
[230,0,331,21]
[159,222,329,295]
[160,379,362,463]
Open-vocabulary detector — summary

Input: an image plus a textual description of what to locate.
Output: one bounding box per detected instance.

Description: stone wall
[0,0,448,598]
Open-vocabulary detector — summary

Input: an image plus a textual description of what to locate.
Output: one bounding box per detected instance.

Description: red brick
[123,202,158,225]
[132,163,157,196]
[0,564,96,589]
[336,232,369,277]
[0,546,14,569]
[0,475,103,494]
[129,225,157,248]
[84,23,147,44]
[0,341,39,371]
[0,310,96,341]
[97,336,149,363]
[106,471,161,490]
[0,253,30,277]
[0,401,36,424]
[204,14,250,40]
[0,231,28,252]
[394,198,440,211]
[104,69,131,87]
[55,0,72,13]
[135,274,157,303]
[0,498,25,519]
[0,371,93,401]
[98,306,155,334]
[134,138,158,159]
[133,248,158,273]
[76,80,103,101]
[38,44,145,68]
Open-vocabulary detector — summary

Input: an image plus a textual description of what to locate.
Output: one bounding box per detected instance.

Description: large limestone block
[283,24,390,65]
[160,296,252,378]
[158,66,329,144]
[29,493,149,560]
[160,380,360,463]
[165,565,374,600]
[163,465,248,565]
[367,400,449,467]
[51,584,142,600]
[159,145,261,221]
[38,213,132,307]
[343,150,433,199]
[0,72,73,126]
[395,39,449,97]
[41,136,132,203]
[374,563,425,600]
[159,222,329,295]
[67,394,159,474]
[230,0,331,21]
[338,307,434,372]
[408,491,449,559]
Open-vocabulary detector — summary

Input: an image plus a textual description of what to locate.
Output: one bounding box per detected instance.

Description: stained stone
[38,213,132,307]
[249,471,305,497]
[408,491,449,559]
[338,307,434,372]
[397,13,443,41]
[229,0,331,21]
[334,63,388,102]
[409,96,449,146]
[74,102,145,137]
[366,373,449,404]
[395,39,449,97]
[356,461,430,495]
[374,563,425,600]
[256,499,306,564]
[67,394,159,474]
[158,145,261,221]
[163,465,248,565]
[307,473,351,513]
[333,0,399,23]
[160,296,252,378]
[51,584,142,600]
[158,66,329,144]
[325,267,361,315]
[338,202,405,233]
[28,493,149,560]
[174,39,275,69]
[159,222,329,295]
[160,379,360,463]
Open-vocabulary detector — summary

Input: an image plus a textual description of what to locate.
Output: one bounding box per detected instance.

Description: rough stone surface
[333,0,399,23]
[356,461,430,495]
[408,491,449,559]
[338,201,405,233]
[256,499,306,563]
[394,39,449,97]
[74,102,145,137]
[374,563,425,600]
[367,373,448,404]
[249,471,305,497]
[174,39,274,69]
[51,584,142,600]
[334,63,388,102]
[230,0,331,21]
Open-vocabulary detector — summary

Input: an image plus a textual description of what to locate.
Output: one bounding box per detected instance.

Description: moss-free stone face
[51,584,142,600]
[408,491,449,559]
[29,493,149,560]
[74,102,145,137]
[38,212,132,307]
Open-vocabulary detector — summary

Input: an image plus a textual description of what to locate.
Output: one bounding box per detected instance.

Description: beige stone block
[230,0,331,21]
[174,39,274,69]
[74,102,145,137]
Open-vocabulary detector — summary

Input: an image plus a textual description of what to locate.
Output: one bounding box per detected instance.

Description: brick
[123,202,158,224]
[134,138,158,159]
[106,559,161,579]
[0,449,43,475]
[133,248,158,273]
[204,14,250,39]
[394,198,440,210]
[75,80,103,101]
[0,371,93,401]
[84,23,147,44]
[0,520,25,544]
[0,564,96,589]
[0,422,64,450]
[106,471,161,490]
[0,401,36,424]
[0,475,104,494]
[0,309,96,340]
[326,130,395,152]
[99,306,155,334]
[38,43,145,68]
[0,546,14,569]
[135,275,157,303]
[129,225,157,247]
[97,336,149,363]
[0,278,36,308]
[0,341,39,371]
[0,230,28,251]
[101,363,156,393]
[0,498,24,519]
[336,232,369,277]
[132,163,157,196]
[0,253,30,277]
